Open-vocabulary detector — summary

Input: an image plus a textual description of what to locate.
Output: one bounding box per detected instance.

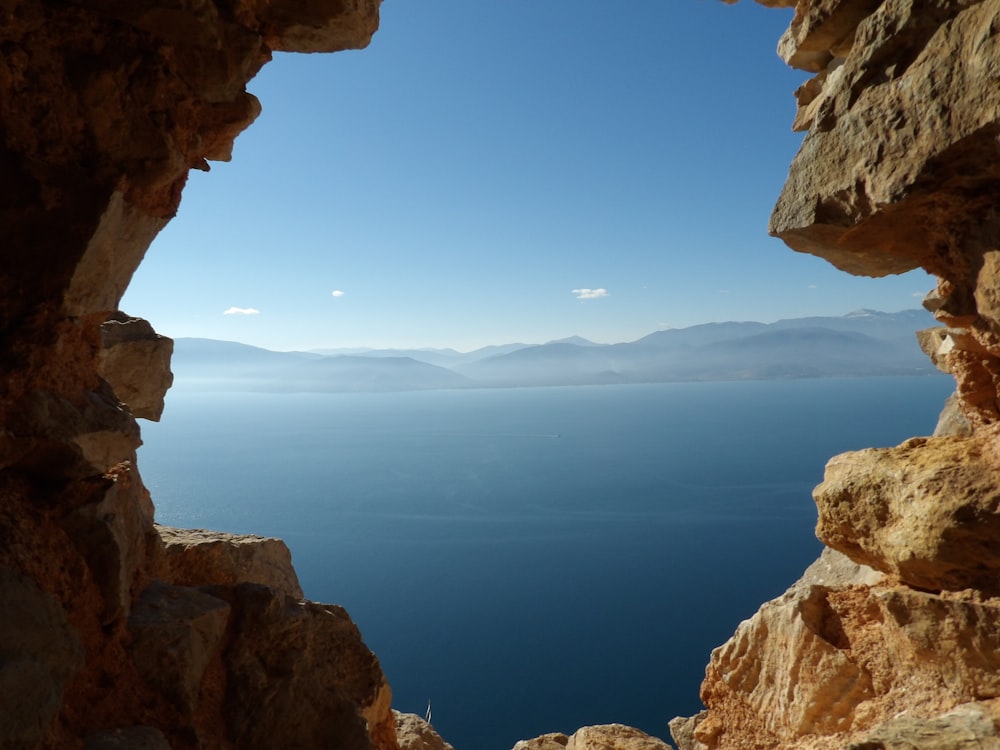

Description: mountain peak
[545,335,599,347]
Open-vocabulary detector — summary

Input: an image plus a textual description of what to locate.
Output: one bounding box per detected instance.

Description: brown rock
[156,524,303,599]
[814,432,1000,593]
[512,733,571,750]
[568,725,673,750]
[61,461,156,624]
[668,712,707,750]
[0,567,84,750]
[846,700,1000,749]
[394,711,455,750]
[933,392,973,438]
[684,544,1000,749]
[516,725,672,750]
[99,313,174,422]
[127,582,230,713]
[84,727,172,750]
[220,583,396,750]
[0,0,383,745]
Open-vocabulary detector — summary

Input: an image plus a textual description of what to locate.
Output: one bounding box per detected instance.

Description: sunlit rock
[815,431,1000,593]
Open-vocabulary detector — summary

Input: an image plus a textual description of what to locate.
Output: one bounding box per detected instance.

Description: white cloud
[331,290,345,297]
[223,306,260,315]
[807,284,818,289]
[572,288,609,300]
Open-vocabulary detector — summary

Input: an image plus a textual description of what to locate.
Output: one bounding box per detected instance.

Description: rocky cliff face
[0,2,396,748]
[666,1,1000,748]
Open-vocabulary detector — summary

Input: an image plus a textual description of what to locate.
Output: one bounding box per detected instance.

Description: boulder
[815,431,1000,593]
[846,700,1000,749]
[127,582,230,712]
[156,525,303,599]
[394,711,454,750]
[219,583,395,750]
[0,567,83,750]
[99,313,174,421]
[61,461,155,624]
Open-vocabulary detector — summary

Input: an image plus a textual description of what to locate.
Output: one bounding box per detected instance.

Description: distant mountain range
[170,309,945,393]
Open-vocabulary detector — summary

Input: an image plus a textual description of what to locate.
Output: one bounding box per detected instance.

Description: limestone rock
[567,725,673,750]
[846,700,1000,749]
[61,461,156,624]
[933,392,973,438]
[0,567,84,750]
[394,711,454,750]
[127,582,230,713]
[681,546,1000,749]
[668,712,707,750]
[156,524,303,599]
[100,313,174,422]
[512,733,571,750]
[814,431,1000,593]
[219,583,396,750]
[515,725,672,750]
[0,0,385,744]
[697,583,875,746]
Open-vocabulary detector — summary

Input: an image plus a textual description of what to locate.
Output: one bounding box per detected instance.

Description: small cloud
[331,290,345,298]
[572,288,609,300]
[807,284,818,289]
[717,289,731,295]
[223,306,260,315]
[912,291,925,297]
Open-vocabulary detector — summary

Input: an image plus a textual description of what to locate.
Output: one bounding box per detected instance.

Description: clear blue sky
[121,1,934,352]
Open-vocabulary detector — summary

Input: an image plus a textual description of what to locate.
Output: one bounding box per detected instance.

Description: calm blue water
[137,377,954,749]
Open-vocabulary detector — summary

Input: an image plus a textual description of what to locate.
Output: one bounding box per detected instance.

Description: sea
[137,376,955,750]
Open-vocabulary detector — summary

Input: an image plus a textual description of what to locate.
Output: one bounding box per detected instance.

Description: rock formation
[666,1,1000,748]
[0,1,394,748]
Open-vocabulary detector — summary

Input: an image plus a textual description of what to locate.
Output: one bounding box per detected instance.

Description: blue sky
[121,1,934,352]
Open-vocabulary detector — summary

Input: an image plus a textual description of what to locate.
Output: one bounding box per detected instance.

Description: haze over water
[139,376,954,749]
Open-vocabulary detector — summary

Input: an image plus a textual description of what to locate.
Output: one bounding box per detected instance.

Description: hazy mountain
[171,310,943,392]
[172,339,473,392]
[453,310,940,386]
[545,335,601,347]
[305,343,530,366]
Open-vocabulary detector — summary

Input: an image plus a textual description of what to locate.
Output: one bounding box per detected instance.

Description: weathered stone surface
[61,461,155,624]
[127,582,230,713]
[567,725,673,750]
[99,313,174,421]
[751,0,1000,427]
[686,548,884,748]
[668,712,708,750]
[84,726,172,750]
[515,725,672,750]
[815,431,1000,593]
[697,583,874,746]
[0,567,83,750]
[847,700,1000,749]
[219,583,396,750]
[0,0,386,746]
[683,558,1000,748]
[512,733,571,750]
[156,524,303,599]
[933,392,974,437]
[394,711,455,750]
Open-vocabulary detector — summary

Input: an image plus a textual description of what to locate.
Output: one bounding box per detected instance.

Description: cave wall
[668,1,1000,748]
[0,2,398,749]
